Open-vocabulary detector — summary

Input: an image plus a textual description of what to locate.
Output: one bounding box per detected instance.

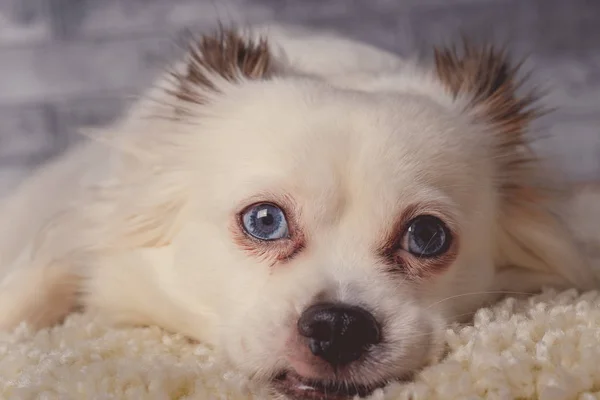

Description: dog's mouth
[272,371,388,400]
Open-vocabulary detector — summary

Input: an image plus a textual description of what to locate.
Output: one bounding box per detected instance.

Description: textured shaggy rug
[2,289,600,400]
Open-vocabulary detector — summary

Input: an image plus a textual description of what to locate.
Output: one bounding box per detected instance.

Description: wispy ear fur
[434,41,597,290]
[168,27,274,108]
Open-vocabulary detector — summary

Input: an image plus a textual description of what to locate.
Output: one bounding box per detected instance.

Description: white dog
[0,25,599,399]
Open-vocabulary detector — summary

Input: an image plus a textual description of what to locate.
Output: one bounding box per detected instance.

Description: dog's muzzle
[273,302,385,399]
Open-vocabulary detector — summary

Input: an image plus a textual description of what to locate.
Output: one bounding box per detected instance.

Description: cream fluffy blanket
[2,289,600,400]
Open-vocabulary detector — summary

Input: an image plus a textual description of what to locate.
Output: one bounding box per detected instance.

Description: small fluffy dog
[0,25,599,399]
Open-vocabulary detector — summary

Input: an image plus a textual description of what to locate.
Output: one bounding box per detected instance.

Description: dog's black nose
[297,303,381,366]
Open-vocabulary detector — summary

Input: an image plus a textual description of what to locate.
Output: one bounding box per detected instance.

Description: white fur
[0,25,598,397]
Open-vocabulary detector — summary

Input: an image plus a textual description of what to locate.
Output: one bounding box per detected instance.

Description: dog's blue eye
[405,215,451,257]
[242,203,289,241]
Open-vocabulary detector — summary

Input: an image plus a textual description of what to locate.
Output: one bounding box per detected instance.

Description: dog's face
[178,80,498,398]
[110,30,587,399]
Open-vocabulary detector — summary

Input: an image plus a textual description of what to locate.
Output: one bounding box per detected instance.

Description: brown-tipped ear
[170,27,274,105]
[434,41,543,205]
[434,41,540,135]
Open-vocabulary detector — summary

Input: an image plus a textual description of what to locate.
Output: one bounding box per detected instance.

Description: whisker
[442,310,485,323]
[425,290,535,310]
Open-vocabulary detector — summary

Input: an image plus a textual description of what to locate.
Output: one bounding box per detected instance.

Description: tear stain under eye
[384,249,458,281]
[232,227,306,269]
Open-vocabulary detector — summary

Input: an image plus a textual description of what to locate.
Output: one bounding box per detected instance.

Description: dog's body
[0,25,598,399]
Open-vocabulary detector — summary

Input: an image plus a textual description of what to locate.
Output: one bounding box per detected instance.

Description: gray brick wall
[0,0,598,195]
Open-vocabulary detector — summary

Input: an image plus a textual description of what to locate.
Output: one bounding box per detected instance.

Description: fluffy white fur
[0,24,598,399]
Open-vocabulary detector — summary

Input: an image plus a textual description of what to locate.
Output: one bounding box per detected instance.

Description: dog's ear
[434,41,539,204]
[434,42,598,290]
[168,28,274,107]
[76,29,277,252]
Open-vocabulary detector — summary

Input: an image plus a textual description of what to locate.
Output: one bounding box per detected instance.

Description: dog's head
[98,29,597,399]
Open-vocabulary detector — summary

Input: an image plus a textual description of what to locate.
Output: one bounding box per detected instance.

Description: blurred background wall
[0,0,598,195]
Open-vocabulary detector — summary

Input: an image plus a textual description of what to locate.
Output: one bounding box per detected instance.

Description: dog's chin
[272,371,391,400]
